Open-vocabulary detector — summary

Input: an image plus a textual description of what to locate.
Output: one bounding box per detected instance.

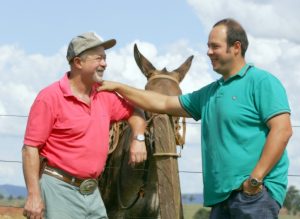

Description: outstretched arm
[98,81,191,117]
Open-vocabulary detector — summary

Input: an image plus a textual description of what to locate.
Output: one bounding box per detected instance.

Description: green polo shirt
[179,64,290,206]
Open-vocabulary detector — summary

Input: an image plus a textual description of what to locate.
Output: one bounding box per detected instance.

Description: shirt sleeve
[109,92,134,122]
[24,98,55,147]
[179,89,204,121]
[254,74,291,123]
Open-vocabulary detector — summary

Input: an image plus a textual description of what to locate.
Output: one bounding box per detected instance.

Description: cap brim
[99,39,116,50]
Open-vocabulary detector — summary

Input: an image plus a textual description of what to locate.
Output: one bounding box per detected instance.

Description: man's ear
[233,41,242,56]
[73,57,82,69]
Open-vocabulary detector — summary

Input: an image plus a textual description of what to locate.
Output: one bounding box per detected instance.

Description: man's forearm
[22,145,42,195]
[99,81,191,117]
[115,83,169,113]
[127,108,146,137]
[127,108,147,163]
[22,145,45,218]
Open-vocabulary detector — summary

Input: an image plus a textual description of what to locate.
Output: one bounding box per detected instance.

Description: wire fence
[0,114,299,215]
[1,113,299,172]
[1,113,300,126]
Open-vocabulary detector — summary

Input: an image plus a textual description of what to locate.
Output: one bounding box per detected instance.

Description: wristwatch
[133,134,145,142]
[248,176,263,187]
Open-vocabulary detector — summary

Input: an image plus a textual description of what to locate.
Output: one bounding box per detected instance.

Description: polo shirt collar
[59,72,98,97]
[218,63,253,85]
[59,72,73,97]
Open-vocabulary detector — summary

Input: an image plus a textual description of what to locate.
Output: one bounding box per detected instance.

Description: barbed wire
[1,159,299,177]
[1,112,300,211]
[0,114,28,118]
[1,114,300,127]
[0,160,22,163]
[0,162,300,213]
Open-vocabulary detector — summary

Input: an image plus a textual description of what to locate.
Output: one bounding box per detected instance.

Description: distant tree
[8,195,13,200]
[182,194,188,201]
[283,185,300,215]
[292,195,300,216]
[0,193,4,199]
[193,208,210,219]
[189,194,195,202]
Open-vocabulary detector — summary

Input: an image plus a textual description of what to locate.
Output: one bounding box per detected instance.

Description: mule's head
[133,44,193,96]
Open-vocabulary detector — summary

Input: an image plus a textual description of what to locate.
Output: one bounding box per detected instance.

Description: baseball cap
[66,32,116,62]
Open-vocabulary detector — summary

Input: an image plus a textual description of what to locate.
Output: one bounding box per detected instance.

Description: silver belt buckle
[79,179,98,195]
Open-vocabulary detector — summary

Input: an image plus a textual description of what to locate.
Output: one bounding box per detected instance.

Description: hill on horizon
[0,184,204,204]
[182,193,203,204]
[0,184,27,198]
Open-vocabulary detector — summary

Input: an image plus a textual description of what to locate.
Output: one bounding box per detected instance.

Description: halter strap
[147,74,179,84]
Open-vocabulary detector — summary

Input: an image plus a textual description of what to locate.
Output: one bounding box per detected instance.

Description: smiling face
[79,46,107,83]
[207,25,237,78]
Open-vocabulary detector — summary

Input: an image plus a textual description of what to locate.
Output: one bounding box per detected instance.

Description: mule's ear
[173,55,194,82]
[134,44,156,79]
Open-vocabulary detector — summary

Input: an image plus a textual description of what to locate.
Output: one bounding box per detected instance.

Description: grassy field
[0,199,24,219]
[280,216,300,219]
[183,204,210,218]
[0,200,300,218]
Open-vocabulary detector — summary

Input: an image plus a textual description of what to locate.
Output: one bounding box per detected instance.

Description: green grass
[280,216,300,219]
[183,204,209,219]
[0,198,25,208]
[1,200,299,218]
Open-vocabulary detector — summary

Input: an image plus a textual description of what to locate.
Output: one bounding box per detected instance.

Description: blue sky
[0,0,205,55]
[0,0,299,194]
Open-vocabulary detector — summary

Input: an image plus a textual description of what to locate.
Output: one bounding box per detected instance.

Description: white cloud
[107,40,215,95]
[0,163,24,186]
[187,0,300,43]
[0,45,67,91]
[0,135,24,186]
[247,35,300,126]
[184,120,201,145]
[0,45,68,135]
[179,143,203,193]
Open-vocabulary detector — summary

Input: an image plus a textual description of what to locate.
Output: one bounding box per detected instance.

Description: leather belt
[43,165,98,195]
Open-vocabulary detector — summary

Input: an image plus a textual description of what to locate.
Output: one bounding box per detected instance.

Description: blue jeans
[210,186,280,219]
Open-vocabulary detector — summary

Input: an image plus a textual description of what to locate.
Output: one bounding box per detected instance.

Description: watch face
[135,134,145,141]
[249,177,262,187]
[250,178,258,186]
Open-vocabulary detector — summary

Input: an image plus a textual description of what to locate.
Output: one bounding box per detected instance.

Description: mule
[99,44,193,219]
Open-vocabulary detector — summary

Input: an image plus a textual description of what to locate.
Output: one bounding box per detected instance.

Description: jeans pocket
[239,186,267,204]
[242,187,264,197]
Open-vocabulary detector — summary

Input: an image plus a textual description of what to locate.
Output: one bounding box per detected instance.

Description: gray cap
[66,32,116,62]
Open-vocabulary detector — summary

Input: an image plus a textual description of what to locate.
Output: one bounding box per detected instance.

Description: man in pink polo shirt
[22,32,147,219]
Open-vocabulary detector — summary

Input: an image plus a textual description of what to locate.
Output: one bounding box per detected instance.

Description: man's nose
[207,47,213,56]
[100,59,107,67]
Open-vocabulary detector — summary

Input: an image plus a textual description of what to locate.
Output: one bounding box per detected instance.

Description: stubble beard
[93,70,104,84]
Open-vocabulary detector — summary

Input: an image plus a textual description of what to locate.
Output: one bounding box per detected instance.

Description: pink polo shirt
[24,73,133,178]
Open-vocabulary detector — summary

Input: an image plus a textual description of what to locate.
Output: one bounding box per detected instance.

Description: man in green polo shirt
[98,18,292,218]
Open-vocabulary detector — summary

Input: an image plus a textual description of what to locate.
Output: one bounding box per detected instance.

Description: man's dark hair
[213,18,249,57]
